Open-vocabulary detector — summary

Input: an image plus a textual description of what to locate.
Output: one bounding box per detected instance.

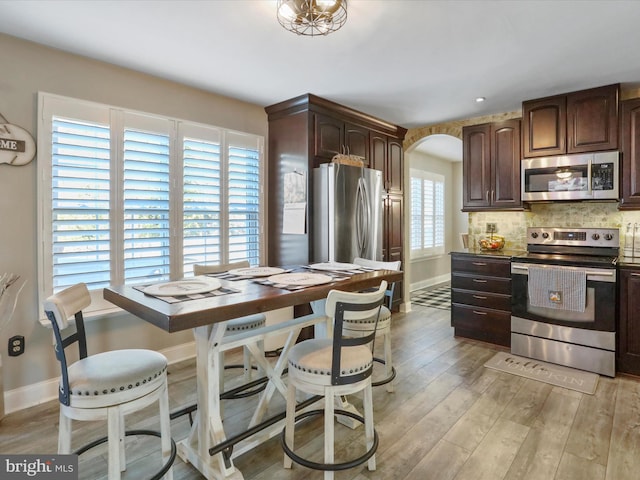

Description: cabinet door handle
[472,262,487,266]
[631,273,640,277]
[472,279,487,283]
[486,190,490,203]
[492,190,495,203]
[472,310,487,315]
[472,294,488,300]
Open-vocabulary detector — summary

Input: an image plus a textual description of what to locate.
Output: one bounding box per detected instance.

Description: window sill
[411,253,445,262]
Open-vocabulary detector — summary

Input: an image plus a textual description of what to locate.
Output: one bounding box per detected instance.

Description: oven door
[511,262,616,332]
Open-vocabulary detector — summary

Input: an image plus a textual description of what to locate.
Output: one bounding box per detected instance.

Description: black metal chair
[281,281,387,479]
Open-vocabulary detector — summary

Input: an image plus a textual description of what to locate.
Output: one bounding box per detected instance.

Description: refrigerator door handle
[356,177,370,257]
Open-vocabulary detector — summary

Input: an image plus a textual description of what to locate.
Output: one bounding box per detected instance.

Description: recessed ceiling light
[475,97,486,103]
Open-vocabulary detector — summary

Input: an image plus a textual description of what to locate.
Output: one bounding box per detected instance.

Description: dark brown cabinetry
[451,253,512,347]
[620,97,640,209]
[462,119,522,211]
[385,194,403,308]
[314,114,371,163]
[265,94,407,279]
[617,266,640,375]
[370,133,403,194]
[523,84,619,158]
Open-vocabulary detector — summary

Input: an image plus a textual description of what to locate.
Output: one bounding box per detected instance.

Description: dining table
[103,265,403,480]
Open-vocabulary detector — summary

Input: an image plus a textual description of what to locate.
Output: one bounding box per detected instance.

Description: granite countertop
[451,248,527,258]
[617,256,640,267]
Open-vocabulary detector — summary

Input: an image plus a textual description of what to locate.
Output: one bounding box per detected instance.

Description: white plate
[308,262,360,271]
[267,273,333,286]
[227,266,285,277]
[143,277,222,296]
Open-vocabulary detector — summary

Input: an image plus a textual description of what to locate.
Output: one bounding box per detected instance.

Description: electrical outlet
[486,223,497,233]
[8,335,24,356]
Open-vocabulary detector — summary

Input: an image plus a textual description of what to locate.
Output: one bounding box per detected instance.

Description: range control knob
[542,232,549,239]
[592,233,600,240]
[531,232,538,239]
[604,233,614,241]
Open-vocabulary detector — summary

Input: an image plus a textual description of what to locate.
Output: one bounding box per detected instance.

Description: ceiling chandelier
[277,0,348,37]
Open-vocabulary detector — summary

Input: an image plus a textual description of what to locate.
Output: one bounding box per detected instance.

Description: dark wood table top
[103,268,403,333]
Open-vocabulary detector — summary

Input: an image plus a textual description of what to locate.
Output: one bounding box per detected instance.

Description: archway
[403,133,466,307]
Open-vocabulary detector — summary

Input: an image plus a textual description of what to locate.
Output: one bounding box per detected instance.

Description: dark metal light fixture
[277,0,348,36]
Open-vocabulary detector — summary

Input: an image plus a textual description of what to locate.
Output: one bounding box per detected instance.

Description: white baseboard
[4,341,196,415]
[410,273,451,292]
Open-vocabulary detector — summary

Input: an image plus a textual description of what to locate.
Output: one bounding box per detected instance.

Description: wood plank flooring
[1,304,640,480]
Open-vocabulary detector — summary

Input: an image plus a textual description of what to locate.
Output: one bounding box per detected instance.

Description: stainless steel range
[511,227,619,377]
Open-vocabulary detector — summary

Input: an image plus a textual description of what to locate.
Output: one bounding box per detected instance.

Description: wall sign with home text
[0,112,36,166]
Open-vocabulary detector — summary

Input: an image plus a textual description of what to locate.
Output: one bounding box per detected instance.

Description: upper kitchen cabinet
[265,93,407,267]
[620,97,640,209]
[523,84,619,158]
[314,113,343,160]
[371,134,403,194]
[462,119,523,211]
[314,115,370,162]
[345,122,370,162]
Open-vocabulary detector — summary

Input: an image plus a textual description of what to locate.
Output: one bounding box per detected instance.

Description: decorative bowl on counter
[479,235,505,251]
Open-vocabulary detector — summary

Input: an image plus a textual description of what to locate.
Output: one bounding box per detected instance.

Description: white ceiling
[1,0,640,161]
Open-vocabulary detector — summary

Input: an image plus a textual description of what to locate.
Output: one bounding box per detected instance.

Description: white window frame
[37,92,265,317]
[410,168,445,259]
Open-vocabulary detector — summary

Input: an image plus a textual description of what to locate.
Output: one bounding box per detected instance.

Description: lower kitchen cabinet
[451,253,512,347]
[617,266,640,375]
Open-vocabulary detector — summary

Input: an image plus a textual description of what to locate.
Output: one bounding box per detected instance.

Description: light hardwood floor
[1,304,640,480]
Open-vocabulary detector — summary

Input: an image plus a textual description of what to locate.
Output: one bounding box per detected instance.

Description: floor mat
[411,285,450,310]
[484,351,599,395]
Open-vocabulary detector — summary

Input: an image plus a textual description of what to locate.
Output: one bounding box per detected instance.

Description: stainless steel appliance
[521,151,619,202]
[313,163,383,263]
[511,227,619,376]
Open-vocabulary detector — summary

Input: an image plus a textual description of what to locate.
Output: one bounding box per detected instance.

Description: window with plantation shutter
[181,125,222,276]
[123,124,171,284]
[227,133,261,266]
[410,169,445,258]
[38,93,264,316]
[51,117,111,292]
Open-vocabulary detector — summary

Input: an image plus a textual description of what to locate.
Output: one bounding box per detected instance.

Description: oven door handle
[511,263,616,281]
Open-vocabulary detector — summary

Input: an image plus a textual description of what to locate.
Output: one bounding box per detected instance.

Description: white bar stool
[43,283,175,480]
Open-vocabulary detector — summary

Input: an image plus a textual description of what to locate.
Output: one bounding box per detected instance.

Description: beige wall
[0,33,268,393]
[405,150,461,289]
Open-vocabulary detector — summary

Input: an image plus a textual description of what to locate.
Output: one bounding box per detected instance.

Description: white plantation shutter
[227,132,261,265]
[51,117,111,292]
[38,93,264,315]
[410,169,445,258]
[181,124,222,275]
[122,116,172,284]
[410,176,422,251]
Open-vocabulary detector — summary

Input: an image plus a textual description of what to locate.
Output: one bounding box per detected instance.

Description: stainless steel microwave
[521,151,619,202]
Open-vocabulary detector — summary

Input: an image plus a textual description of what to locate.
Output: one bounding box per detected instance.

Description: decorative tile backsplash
[468,203,640,251]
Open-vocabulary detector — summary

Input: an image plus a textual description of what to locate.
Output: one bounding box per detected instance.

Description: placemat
[134,284,241,304]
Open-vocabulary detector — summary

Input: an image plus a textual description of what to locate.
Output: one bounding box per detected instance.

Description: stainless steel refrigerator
[313,163,383,263]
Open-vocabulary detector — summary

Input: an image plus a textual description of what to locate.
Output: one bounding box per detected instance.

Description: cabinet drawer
[451,273,511,295]
[452,289,511,311]
[451,256,510,277]
[451,304,511,347]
